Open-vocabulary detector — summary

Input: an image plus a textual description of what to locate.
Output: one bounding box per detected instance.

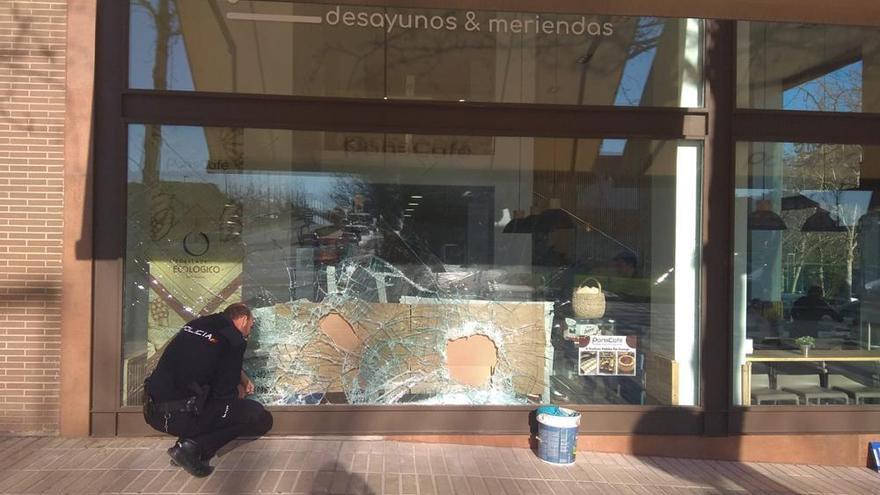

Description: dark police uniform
[143,313,272,461]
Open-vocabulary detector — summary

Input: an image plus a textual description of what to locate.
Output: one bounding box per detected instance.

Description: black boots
[167,439,213,477]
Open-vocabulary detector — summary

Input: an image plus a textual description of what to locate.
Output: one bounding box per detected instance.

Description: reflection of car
[314,237,344,264]
[344,212,375,235]
[306,226,352,265]
[842,286,880,326]
[342,212,379,248]
[340,230,360,243]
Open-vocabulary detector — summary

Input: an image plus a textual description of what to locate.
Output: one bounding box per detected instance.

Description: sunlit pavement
[0,436,877,494]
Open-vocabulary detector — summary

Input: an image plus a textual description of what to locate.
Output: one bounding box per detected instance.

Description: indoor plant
[795,336,815,356]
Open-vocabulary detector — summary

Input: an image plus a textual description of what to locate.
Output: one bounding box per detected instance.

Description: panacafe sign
[577,336,637,377]
[229,6,614,37]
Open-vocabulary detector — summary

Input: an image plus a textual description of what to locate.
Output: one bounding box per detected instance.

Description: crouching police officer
[143,303,273,477]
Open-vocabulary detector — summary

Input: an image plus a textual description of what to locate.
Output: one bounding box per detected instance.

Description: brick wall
[0,0,67,435]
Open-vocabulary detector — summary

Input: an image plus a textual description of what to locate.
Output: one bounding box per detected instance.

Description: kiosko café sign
[227,5,615,36]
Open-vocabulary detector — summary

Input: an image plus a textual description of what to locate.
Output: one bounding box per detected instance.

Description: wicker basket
[572,278,606,319]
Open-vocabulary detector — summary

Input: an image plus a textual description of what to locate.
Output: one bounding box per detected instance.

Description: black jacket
[147,313,246,404]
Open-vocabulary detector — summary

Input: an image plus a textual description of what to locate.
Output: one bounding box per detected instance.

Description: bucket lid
[536,405,579,417]
[537,407,581,428]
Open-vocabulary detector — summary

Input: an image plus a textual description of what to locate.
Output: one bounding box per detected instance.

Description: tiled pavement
[0,436,877,494]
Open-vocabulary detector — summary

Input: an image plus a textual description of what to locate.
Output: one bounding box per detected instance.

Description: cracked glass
[122,125,702,407]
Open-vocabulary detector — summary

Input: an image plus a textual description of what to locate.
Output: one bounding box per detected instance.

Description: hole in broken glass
[231,237,554,406]
[319,312,361,353]
[445,335,498,388]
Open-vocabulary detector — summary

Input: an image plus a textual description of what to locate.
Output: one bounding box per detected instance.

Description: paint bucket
[536,407,580,465]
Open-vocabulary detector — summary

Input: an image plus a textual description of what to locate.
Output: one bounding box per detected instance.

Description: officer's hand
[237,384,246,399]
[240,371,254,396]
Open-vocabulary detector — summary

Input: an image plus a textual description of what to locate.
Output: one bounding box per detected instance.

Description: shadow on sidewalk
[616,18,798,495]
[310,461,375,495]
[204,445,375,495]
[628,419,799,495]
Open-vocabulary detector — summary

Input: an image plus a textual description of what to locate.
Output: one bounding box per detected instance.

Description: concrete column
[61,0,97,436]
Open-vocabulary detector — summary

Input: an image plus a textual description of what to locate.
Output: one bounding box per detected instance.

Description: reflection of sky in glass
[130,4,669,162]
[130,0,195,90]
[599,139,627,156]
[131,2,672,109]
[798,190,872,226]
[735,188,778,198]
[127,125,207,182]
[130,3,345,202]
[783,60,862,112]
[599,18,664,157]
[127,125,340,203]
[614,17,663,107]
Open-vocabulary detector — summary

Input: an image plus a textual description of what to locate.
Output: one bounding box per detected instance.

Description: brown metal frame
[113,405,706,436]
[123,91,709,140]
[91,0,129,436]
[118,0,880,27]
[700,19,735,437]
[733,109,880,145]
[727,22,880,432]
[90,1,880,437]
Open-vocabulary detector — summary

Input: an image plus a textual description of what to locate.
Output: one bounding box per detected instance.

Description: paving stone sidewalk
[0,436,877,494]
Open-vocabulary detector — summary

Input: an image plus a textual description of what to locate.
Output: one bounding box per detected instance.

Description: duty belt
[150,395,200,415]
[143,378,209,421]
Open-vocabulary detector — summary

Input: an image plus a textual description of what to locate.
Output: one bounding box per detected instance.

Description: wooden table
[741,350,880,405]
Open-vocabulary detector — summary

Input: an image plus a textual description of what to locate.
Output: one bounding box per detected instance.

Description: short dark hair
[223,303,252,321]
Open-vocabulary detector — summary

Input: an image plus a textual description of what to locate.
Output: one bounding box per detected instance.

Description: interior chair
[777,373,849,405]
[828,374,880,405]
[750,373,799,405]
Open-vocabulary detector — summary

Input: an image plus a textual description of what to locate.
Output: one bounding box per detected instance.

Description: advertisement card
[577,336,637,376]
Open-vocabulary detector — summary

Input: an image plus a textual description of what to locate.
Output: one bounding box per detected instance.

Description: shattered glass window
[122,125,701,407]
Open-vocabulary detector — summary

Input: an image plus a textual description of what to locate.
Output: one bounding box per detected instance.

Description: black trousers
[145,398,273,459]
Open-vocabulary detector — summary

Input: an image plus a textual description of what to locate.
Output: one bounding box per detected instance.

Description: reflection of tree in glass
[782,142,862,299]
[304,11,666,104]
[224,180,313,227]
[765,40,870,299]
[149,189,175,241]
[784,61,863,113]
[132,0,182,186]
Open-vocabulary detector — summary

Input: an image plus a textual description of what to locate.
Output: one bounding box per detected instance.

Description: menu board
[577,335,637,376]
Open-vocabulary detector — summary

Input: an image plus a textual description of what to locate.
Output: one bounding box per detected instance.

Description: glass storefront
[737,21,880,112]
[121,124,702,407]
[78,0,880,441]
[733,142,880,405]
[120,1,708,411]
[734,20,880,407]
[129,0,703,107]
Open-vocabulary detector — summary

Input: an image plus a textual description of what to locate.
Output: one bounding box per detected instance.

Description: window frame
[92,0,880,437]
[729,21,880,431]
